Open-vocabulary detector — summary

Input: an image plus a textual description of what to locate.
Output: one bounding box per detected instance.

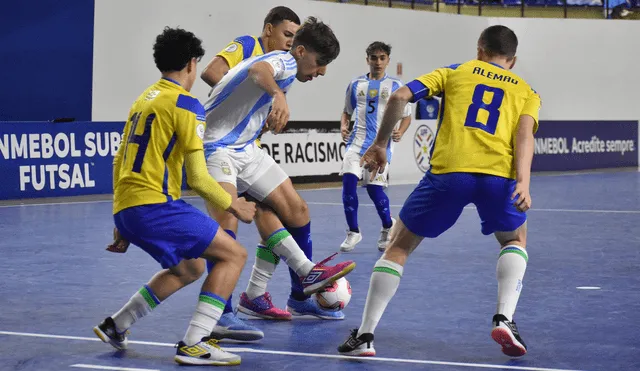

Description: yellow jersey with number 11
[406,60,541,180]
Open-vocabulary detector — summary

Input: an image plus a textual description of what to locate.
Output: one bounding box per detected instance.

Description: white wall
[93,0,640,122]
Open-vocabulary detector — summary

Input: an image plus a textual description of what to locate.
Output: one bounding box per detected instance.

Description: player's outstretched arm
[185,150,256,223]
[248,61,289,133]
[512,115,536,212]
[373,86,413,147]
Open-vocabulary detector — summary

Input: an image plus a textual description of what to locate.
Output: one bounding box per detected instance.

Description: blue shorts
[399,172,526,238]
[114,199,219,269]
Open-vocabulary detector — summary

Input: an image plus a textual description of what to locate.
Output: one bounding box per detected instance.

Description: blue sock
[207,229,236,314]
[342,173,360,233]
[366,185,393,229]
[284,222,312,301]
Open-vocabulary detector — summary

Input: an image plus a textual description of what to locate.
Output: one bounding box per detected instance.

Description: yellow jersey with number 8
[407,60,541,180]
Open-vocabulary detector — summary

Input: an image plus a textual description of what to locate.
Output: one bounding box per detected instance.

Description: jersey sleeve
[520,89,542,134]
[263,52,296,80]
[174,94,206,153]
[343,81,356,116]
[216,35,256,69]
[405,67,451,103]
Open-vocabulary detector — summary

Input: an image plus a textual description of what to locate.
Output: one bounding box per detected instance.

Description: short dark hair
[153,27,205,72]
[263,6,301,28]
[366,41,391,57]
[291,17,340,66]
[478,25,518,59]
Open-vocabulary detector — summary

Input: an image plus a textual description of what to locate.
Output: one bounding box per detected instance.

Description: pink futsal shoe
[237,292,292,320]
[301,253,356,296]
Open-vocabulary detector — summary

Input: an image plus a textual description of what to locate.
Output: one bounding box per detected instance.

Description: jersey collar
[488,62,505,70]
[366,72,388,81]
[161,77,182,86]
[257,37,265,53]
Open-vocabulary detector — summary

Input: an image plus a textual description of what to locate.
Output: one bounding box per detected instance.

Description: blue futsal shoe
[286,297,345,320]
[209,311,264,342]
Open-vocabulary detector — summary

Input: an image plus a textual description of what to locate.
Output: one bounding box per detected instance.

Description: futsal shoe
[93,317,128,350]
[337,328,376,356]
[340,230,362,252]
[491,314,528,357]
[377,217,396,252]
[301,252,356,296]
[237,292,292,320]
[209,311,264,342]
[286,296,345,320]
[174,337,241,366]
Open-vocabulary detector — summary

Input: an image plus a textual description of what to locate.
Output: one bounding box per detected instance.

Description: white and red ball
[314,277,352,310]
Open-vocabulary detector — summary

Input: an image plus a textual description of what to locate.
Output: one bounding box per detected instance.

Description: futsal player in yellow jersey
[339,25,541,358]
[93,27,257,366]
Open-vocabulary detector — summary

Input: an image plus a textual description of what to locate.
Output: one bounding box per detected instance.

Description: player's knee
[233,244,248,267]
[181,263,205,284]
[289,196,309,220]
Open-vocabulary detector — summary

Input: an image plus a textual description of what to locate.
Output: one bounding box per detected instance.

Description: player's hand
[106,227,130,253]
[341,125,350,142]
[266,92,290,134]
[360,142,388,182]
[511,182,532,212]
[228,197,257,224]
[392,129,404,142]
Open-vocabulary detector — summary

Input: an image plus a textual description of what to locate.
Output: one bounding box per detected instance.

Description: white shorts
[340,149,389,187]
[206,143,288,202]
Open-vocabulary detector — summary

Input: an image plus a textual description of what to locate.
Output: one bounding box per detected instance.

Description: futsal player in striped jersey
[93,27,256,366]
[200,6,302,341]
[338,25,541,358]
[203,17,357,327]
[339,41,412,253]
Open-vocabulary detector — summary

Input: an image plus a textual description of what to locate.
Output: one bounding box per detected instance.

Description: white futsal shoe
[340,230,362,252]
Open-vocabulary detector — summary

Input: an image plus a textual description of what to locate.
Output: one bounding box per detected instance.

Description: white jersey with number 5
[343,74,412,162]
[202,50,297,158]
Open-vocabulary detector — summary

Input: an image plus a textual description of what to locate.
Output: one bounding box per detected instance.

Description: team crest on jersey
[224,43,238,53]
[381,87,389,100]
[145,90,160,101]
[196,124,205,140]
[221,161,232,175]
[368,89,378,98]
[413,124,435,173]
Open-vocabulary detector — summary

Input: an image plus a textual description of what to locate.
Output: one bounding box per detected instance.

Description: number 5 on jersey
[125,112,155,173]
[464,84,504,135]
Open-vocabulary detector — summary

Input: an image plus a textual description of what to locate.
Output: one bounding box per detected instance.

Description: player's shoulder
[232,34,258,46]
[349,74,369,85]
[174,93,206,120]
[384,75,405,86]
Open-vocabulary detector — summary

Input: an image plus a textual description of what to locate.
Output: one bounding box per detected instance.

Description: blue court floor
[1,171,639,371]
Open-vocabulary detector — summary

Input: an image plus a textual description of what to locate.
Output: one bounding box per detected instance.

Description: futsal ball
[315,277,352,310]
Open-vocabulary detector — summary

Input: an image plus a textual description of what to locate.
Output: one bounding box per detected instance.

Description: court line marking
[71,364,159,371]
[305,201,640,214]
[0,197,638,215]
[0,330,586,371]
[576,286,601,290]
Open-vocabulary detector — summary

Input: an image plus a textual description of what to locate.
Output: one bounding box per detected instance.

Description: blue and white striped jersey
[344,74,412,161]
[202,50,297,155]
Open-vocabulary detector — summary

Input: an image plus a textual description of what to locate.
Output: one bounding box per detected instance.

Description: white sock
[182,293,225,346]
[246,244,279,300]
[496,245,528,322]
[112,285,159,333]
[358,259,404,337]
[268,229,315,277]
